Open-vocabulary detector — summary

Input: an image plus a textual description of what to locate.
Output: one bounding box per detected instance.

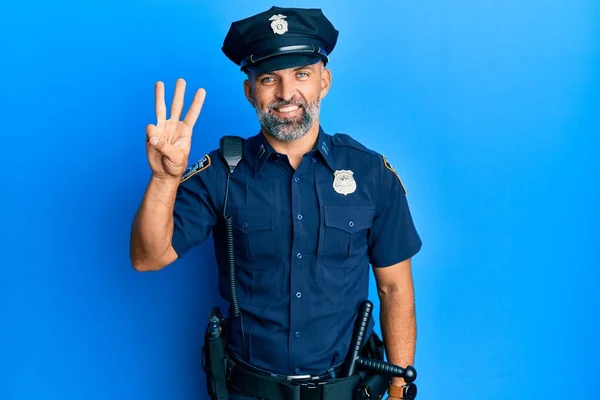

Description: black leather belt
[227,357,361,400]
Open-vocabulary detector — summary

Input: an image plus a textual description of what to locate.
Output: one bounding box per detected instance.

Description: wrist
[151,172,181,183]
[150,174,181,191]
[145,175,180,207]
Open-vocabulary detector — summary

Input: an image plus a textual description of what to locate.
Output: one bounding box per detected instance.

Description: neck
[262,121,321,169]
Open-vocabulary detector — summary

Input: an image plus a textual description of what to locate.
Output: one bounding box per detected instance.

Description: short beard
[253,96,321,142]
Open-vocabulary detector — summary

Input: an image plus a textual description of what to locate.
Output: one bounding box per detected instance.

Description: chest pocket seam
[320,205,374,270]
[232,208,279,266]
[316,205,374,304]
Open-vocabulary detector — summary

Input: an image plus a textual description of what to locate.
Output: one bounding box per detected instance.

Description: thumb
[149,136,183,164]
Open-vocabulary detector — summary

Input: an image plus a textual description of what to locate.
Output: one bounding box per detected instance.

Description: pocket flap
[324,206,374,234]
[233,209,274,233]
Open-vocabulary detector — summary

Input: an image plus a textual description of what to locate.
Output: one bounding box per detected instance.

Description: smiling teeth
[277,105,299,112]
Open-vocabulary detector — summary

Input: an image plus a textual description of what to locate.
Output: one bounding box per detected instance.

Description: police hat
[222,6,339,73]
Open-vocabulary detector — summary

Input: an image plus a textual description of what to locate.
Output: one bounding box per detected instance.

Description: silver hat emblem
[333,170,357,195]
[269,14,288,35]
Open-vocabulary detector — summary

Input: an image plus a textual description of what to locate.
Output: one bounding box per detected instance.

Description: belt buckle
[287,374,317,386]
[286,374,312,382]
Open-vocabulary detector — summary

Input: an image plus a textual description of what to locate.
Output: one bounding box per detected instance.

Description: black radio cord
[223,173,247,361]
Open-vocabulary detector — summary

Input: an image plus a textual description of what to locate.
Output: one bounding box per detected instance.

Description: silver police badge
[269,14,288,35]
[333,170,357,195]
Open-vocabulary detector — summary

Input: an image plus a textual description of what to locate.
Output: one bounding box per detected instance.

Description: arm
[129,78,207,271]
[373,258,416,389]
[130,176,180,271]
[368,153,422,397]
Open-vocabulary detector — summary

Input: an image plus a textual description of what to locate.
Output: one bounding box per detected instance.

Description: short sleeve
[368,156,422,267]
[171,155,219,258]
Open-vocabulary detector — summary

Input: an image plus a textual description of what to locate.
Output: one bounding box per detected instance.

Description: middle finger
[170,78,186,120]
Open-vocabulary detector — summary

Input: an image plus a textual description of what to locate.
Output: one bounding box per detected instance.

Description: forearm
[130,176,180,270]
[379,285,416,387]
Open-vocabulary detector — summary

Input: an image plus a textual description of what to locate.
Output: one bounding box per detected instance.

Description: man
[130,6,422,400]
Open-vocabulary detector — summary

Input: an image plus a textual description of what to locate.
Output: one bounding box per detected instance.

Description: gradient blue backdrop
[1,0,598,399]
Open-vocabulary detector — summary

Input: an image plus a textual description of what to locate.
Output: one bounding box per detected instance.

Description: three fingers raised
[154,79,206,129]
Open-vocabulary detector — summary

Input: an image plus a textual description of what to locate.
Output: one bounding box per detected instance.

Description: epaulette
[330,133,375,155]
[180,154,211,183]
[331,133,408,195]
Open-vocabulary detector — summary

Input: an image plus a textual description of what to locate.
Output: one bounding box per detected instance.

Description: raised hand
[146,78,206,180]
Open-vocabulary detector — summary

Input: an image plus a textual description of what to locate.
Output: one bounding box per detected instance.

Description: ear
[320,66,332,100]
[243,78,255,106]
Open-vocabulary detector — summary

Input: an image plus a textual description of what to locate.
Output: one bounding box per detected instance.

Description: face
[244,61,332,142]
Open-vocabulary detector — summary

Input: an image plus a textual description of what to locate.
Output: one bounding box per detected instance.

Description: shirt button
[311,157,316,163]
[242,222,248,228]
[295,368,301,374]
[297,214,303,220]
[295,331,301,338]
[296,292,302,298]
[294,176,300,182]
[296,253,302,259]
[348,221,354,228]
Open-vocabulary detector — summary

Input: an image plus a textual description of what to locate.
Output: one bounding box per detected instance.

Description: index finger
[155,81,167,122]
[183,88,207,128]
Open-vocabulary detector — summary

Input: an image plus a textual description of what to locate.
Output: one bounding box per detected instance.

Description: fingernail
[150,137,159,146]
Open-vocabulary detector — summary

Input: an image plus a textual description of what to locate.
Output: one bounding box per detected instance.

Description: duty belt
[226,356,362,400]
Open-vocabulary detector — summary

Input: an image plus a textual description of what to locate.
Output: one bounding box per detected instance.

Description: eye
[260,76,276,84]
[296,72,310,79]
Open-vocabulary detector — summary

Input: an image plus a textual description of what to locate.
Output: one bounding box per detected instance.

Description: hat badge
[269,14,288,35]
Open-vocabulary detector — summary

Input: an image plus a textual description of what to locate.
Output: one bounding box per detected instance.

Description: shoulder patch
[181,155,211,183]
[382,155,407,195]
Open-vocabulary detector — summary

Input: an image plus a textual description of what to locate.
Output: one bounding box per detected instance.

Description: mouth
[270,104,303,118]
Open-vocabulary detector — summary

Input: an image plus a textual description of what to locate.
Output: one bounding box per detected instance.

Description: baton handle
[356,357,417,383]
[344,300,373,377]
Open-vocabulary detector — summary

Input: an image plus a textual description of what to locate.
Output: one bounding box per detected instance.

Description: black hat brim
[243,53,326,73]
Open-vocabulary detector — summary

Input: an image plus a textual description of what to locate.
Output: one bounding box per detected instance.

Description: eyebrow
[255,64,317,79]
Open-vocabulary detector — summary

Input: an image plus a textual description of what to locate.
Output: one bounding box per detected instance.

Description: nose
[275,75,296,101]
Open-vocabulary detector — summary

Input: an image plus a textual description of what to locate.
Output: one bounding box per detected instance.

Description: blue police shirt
[172,126,422,376]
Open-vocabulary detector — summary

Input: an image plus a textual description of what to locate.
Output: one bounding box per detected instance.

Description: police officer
[130,6,422,400]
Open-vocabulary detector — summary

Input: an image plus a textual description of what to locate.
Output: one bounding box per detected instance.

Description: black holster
[202,307,229,400]
[353,333,391,400]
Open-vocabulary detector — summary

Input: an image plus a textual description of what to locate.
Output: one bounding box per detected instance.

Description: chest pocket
[232,208,280,269]
[320,205,374,268]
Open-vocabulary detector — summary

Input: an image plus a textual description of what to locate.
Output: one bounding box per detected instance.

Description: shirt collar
[315,126,337,172]
[248,132,275,176]
[247,126,337,176]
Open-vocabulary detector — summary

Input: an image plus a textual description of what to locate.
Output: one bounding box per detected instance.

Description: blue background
[1,0,598,399]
